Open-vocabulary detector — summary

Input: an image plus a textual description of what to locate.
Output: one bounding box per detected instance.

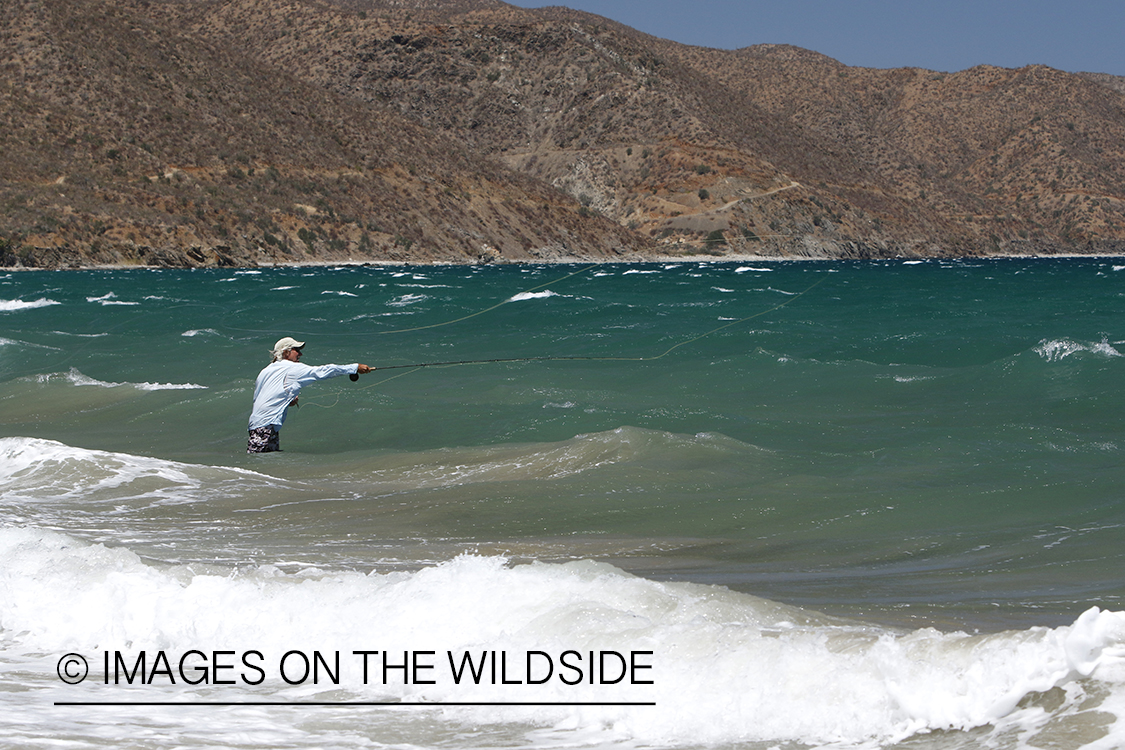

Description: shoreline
[4,250,1125,272]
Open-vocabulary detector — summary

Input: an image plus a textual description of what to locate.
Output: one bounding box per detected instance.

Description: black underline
[55,701,656,707]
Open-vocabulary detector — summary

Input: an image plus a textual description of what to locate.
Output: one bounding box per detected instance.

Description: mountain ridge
[2,0,1124,268]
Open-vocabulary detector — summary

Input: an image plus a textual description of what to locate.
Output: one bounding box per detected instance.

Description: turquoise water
[2,259,1125,749]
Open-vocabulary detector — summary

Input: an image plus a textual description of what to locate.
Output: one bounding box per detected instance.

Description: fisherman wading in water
[247,337,372,453]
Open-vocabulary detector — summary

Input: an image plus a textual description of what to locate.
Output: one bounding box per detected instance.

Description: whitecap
[2,533,1124,750]
[1089,339,1123,358]
[0,437,274,507]
[86,292,139,306]
[135,381,209,391]
[508,290,560,302]
[321,290,359,297]
[734,267,773,273]
[543,401,576,409]
[35,368,206,391]
[387,293,427,307]
[1035,337,1123,362]
[0,298,60,312]
[181,328,220,338]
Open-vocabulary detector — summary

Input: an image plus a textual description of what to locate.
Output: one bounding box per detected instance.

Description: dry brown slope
[185,0,903,257]
[664,43,1125,251]
[0,0,652,267]
[199,0,1125,256]
[6,0,1125,265]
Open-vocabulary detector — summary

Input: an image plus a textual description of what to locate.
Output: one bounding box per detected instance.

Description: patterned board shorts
[247,425,281,453]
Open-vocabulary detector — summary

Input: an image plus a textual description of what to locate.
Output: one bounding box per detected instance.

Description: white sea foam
[1035,337,1123,362]
[86,292,139,306]
[0,437,275,507]
[388,293,428,307]
[734,266,773,273]
[508,290,560,302]
[34,368,207,391]
[0,297,60,311]
[135,381,208,391]
[1,528,1123,749]
[180,328,220,337]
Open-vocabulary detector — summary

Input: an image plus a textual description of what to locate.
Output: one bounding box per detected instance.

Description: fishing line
[366,277,825,371]
[373,264,597,335]
[300,276,826,409]
[215,264,599,340]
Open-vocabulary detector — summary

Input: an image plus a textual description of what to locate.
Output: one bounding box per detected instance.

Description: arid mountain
[3,0,1124,268]
[0,0,646,267]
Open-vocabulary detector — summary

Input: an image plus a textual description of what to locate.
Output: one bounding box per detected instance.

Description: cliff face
[3,0,1125,268]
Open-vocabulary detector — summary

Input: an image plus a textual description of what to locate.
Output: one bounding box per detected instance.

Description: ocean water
[1,258,1124,749]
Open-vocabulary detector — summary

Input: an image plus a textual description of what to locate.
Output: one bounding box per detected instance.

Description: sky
[504,0,1125,76]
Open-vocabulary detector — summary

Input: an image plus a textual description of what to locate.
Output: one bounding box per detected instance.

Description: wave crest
[1,530,1123,747]
[33,368,207,391]
[1035,337,1122,361]
[0,297,60,312]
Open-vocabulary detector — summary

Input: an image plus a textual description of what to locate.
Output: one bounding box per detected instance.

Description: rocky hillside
[0,0,645,267]
[3,0,1124,268]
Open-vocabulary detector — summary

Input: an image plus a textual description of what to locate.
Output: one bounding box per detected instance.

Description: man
[247,336,373,453]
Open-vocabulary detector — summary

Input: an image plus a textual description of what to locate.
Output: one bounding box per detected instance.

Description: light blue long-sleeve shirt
[248,360,358,430]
